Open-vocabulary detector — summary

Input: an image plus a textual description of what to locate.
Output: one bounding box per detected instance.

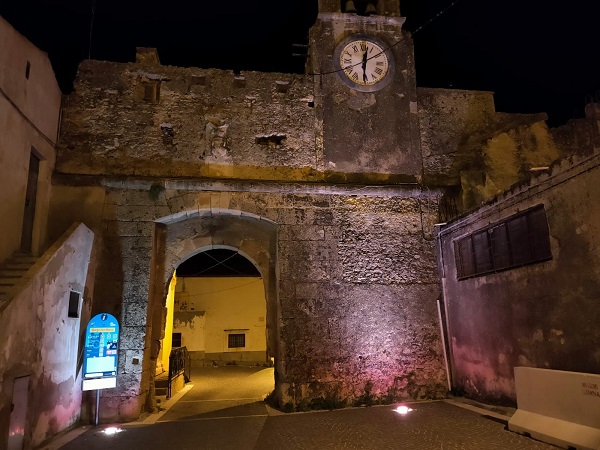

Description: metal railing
[167,346,191,398]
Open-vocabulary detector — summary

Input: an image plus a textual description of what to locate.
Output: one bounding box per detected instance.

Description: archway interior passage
[163,247,274,415]
[171,247,271,367]
[177,249,261,278]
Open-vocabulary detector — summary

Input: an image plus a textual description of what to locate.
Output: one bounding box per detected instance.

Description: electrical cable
[180,250,259,278]
[203,251,258,277]
[88,0,96,59]
[181,250,241,277]
[176,278,262,298]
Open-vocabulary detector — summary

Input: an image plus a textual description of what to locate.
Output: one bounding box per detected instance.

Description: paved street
[44,366,557,450]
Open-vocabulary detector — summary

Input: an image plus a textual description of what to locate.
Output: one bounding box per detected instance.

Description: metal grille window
[454,205,552,280]
[228,333,246,348]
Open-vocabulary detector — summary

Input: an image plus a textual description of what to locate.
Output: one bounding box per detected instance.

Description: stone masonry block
[209,192,233,211]
[291,194,331,208]
[194,192,212,210]
[278,239,336,261]
[295,282,318,300]
[105,220,155,237]
[122,302,149,326]
[164,191,201,215]
[116,204,172,222]
[280,258,331,282]
[119,326,147,350]
[278,225,325,241]
[276,207,334,225]
[118,349,146,375]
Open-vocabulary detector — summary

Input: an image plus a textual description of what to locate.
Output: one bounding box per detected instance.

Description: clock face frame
[333,34,395,92]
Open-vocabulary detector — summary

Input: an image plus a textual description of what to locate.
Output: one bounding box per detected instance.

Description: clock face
[333,34,394,92]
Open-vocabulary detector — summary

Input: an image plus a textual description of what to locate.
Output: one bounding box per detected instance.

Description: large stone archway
[146,209,279,409]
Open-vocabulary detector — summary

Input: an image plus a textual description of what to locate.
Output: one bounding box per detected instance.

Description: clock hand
[362,46,368,82]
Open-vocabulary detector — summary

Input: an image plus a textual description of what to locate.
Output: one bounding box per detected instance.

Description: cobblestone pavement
[48,366,557,450]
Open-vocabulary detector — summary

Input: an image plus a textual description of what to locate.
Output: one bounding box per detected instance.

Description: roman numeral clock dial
[333,34,395,92]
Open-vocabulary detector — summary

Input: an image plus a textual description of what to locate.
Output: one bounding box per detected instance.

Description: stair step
[155,387,168,396]
[0,269,28,277]
[2,262,35,270]
[12,257,37,264]
[0,253,39,299]
[155,379,169,388]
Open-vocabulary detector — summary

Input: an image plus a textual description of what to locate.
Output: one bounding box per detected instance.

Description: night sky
[2,0,599,126]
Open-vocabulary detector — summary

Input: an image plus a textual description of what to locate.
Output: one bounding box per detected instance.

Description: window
[228,333,246,348]
[143,80,160,103]
[454,205,552,280]
[25,61,31,79]
[172,333,182,347]
[68,291,80,318]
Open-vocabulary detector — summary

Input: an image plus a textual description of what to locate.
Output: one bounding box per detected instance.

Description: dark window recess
[454,205,552,280]
[490,224,511,270]
[228,333,246,348]
[472,230,493,273]
[275,81,290,93]
[172,333,182,347]
[25,61,31,79]
[456,235,476,278]
[255,134,286,146]
[233,76,246,88]
[143,81,160,103]
[68,291,80,318]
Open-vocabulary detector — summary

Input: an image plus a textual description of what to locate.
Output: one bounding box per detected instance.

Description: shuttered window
[454,205,552,280]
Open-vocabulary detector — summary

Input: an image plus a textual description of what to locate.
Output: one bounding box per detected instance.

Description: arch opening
[146,211,279,412]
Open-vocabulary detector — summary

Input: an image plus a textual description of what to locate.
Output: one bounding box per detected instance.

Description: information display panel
[83,313,119,391]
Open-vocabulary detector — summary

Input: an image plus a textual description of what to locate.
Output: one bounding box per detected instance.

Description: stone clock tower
[309,0,422,180]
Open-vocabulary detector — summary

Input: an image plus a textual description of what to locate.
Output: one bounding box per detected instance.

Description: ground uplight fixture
[103,427,123,435]
[393,405,413,415]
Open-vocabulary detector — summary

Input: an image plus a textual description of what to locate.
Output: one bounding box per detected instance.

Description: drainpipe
[434,224,452,392]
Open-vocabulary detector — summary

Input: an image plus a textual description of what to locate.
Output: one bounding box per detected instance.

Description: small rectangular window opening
[172,332,182,347]
[68,291,80,318]
[228,333,246,348]
[143,80,160,103]
[25,61,31,79]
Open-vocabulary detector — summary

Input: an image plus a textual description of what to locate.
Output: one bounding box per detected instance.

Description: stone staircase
[155,374,169,397]
[0,252,38,305]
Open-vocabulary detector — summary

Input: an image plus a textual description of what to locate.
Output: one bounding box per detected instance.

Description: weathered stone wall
[436,149,600,405]
[418,87,497,185]
[57,60,318,180]
[550,102,600,158]
[47,180,448,418]
[0,223,94,448]
[418,88,563,213]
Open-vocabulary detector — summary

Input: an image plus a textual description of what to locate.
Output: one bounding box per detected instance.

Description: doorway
[20,151,40,253]
[7,376,29,450]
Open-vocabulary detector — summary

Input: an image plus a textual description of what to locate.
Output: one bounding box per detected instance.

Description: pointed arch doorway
[147,210,280,414]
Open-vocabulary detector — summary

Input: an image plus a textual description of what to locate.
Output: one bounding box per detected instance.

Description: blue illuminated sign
[83,313,119,391]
